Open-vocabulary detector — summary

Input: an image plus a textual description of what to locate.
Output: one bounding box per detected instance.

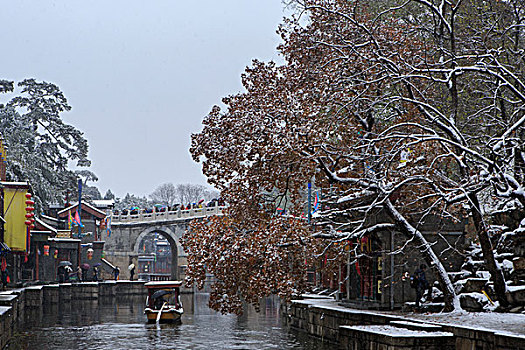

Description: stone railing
[138,273,172,282]
[111,205,226,224]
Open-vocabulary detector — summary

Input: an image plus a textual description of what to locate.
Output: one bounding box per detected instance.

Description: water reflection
[9,293,326,350]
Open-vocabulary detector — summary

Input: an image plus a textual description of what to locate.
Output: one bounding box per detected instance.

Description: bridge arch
[133,225,183,280]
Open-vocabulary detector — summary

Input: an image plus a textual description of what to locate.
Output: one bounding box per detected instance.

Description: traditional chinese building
[1,181,34,285]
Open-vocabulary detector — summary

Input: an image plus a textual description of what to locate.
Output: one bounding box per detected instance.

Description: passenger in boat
[154,296,166,310]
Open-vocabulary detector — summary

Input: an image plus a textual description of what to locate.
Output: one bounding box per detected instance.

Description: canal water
[8,293,327,349]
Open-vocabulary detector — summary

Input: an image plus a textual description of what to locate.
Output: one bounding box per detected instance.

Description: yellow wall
[3,187,28,252]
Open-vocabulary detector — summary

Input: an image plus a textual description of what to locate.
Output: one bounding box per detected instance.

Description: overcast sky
[1,1,286,198]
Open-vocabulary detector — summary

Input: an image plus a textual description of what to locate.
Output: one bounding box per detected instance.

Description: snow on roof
[40,214,59,223]
[0,181,32,190]
[0,181,29,186]
[48,238,81,243]
[57,201,106,218]
[144,281,183,288]
[35,217,57,233]
[92,199,115,208]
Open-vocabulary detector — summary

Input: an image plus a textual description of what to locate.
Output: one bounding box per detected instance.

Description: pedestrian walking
[411,264,432,308]
[77,266,82,281]
[128,263,135,281]
[65,265,73,282]
[93,266,99,281]
[1,268,9,290]
[113,266,120,281]
[1,257,8,290]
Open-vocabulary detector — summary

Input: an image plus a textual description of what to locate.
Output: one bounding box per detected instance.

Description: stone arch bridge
[103,205,224,280]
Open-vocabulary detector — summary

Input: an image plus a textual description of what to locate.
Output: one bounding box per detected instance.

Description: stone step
[513,257,525,271]
[506,285,525,306]
[475,270,491,279]
[495,252,515,262]
[402,301,445,313]
[461,259,485,272]
[390,320,443,332]
[339,324,454,349]
[459,292,491,312]
[454,278,489,294]
[448,270,472,283]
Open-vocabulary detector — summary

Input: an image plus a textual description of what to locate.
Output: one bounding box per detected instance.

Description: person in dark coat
[57,265,65,283]
[93,266,99,281]
[1,269,9,290]
[129,263,135,281]
[414,264,432,307]
[113,266,120,280]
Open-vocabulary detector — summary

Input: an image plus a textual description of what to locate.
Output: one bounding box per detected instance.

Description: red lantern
[25,213,32,219]
[29,224,35,229]
[30,218,35,223]
[25,200,35,206]
[25,193,32,199]
[43,245,49,256]
[24,220,31,226]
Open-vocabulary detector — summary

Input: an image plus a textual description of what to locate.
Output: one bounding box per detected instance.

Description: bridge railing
[111,205,226,223]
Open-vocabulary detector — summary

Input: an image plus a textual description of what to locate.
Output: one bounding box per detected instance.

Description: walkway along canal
[284,297,525,350]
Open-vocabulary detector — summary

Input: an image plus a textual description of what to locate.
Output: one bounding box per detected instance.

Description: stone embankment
[283,296,525,350]
[0,281,154,349]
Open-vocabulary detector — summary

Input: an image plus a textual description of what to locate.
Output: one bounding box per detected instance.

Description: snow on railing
[111,205,226,224]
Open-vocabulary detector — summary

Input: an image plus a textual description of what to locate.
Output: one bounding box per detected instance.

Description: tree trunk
[467,193,509,308]
[384,200,460,312]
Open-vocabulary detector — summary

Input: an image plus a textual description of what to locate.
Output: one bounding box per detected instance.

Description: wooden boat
[144,281,184,323]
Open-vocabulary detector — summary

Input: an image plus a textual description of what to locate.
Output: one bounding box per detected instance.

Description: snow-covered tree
[0,79,91,209]
[188,0,525,312]
[183,215,317,314]
[149,183,178,207]
[149,183,217,207]
[175,183,216,205]
[114,193,150,211]
[82,185,102,201]
[103,189,115,200]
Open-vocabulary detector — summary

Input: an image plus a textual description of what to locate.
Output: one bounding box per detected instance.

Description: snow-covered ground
[405,309,525,337]
[297,296,525,337]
